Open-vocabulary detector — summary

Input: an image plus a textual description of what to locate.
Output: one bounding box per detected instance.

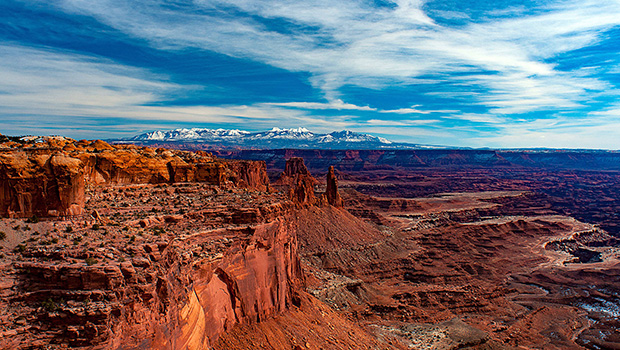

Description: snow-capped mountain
[133,128,250,141]
[121,127,442,150]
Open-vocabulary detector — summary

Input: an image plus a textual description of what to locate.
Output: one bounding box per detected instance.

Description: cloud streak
[3,0,620,147]
[50,0,620,114]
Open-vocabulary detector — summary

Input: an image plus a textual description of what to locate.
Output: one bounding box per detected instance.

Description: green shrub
[85,257,98,266]
[41,298,59,312]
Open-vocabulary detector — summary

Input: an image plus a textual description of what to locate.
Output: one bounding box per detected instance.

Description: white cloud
[264,99,376,111]
[6,0,620,148]
[379,105,458,114]
[49,0,620,114]
[443,114,507,124]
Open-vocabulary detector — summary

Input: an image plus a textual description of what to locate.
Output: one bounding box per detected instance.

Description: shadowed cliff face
[136,220,303,349]
[0,181,304,349]
[0,138,270,218]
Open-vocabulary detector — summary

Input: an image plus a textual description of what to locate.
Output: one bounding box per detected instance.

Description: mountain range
[118,127,448,150]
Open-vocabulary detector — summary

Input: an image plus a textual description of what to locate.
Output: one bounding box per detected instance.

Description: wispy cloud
[51,0,620,114]
[379,105,458,114]
[4,0,620,147]
[264,99,376,111]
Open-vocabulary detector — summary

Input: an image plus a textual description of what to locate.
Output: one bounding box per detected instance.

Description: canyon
[0,136,619,349]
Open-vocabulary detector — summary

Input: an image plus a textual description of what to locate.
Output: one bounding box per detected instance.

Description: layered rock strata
[276,158,344,208]
[323,165,343,207]
[0,138,270,218]
[276,158,319,206]
[0,184,303,349]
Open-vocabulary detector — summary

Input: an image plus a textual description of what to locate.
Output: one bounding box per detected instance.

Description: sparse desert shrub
[41,298,59,312]
[92,224,100,230]
[26,215,39,223]
[85,257,98,266]
[0,231,6,240]
[65,226,73,233]
[152,227,166,236]
[14,244,26,253]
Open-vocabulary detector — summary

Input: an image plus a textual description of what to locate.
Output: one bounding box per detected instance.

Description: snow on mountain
[123,127,437,149]
[131,128,250,141]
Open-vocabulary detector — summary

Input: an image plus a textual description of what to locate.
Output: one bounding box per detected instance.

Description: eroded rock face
[0,139,271,218]
[0,151,85,217]
[2,212,302,349]
[283,157,310,177]
[324,166,343,207]
[223,160,271,192]
[276,158,319,206]
[165,220,302,349]
[289,176,317,206]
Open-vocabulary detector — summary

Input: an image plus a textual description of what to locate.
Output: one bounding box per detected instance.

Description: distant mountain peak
[269,127,310,133]
[120,127,446,150]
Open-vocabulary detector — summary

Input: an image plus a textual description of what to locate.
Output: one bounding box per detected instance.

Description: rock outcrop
[162,220,302,348]
[323,166,343,207]
[2,216,302,349]
[0,138,271,218]
[223,160,270,192]
[0,151,86,217]
[276,158,319,206]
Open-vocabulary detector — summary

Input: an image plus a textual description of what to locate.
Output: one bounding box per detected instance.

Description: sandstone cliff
[0,138,271,218]
[0,151,85,217]
[276,158,319,206]
[2,216,302,349]
[323,165,343,207]
[276,158,345,208]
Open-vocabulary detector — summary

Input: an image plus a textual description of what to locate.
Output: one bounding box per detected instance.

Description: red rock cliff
[0,151,85,217]
[223,160,271,192]
[0,138,271,218]
[4,218,301,349]
[275,158,319,206]
[324,166,343,207]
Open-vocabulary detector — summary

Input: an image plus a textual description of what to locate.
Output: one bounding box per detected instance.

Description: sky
[2,0,620,148]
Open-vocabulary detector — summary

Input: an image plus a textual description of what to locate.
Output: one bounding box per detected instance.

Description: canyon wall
[0,139,271,218]
[5,219,302,349]
[214,148,620,172]
[0,151,85,218]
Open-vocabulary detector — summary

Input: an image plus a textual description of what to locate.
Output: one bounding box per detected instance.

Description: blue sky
[2,0,620,148]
